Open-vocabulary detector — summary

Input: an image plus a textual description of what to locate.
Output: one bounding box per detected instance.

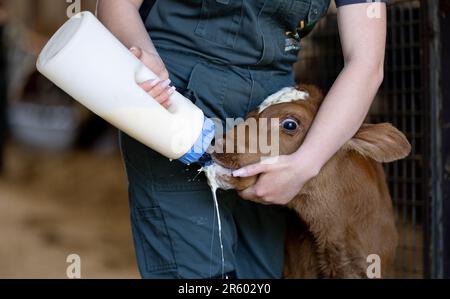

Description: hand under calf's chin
[203,163,257,191]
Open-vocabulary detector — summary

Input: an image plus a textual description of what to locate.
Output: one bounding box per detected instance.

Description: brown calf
[210,85,411,278]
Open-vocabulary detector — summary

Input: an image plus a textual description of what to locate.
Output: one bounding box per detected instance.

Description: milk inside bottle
[36,11,215,165]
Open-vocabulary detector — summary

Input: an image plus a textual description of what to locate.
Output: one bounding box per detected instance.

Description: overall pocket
[272,0,329,57]
[124,138,237,278]
[307,0,331,25]
[279,0,312,33]
[187,63,253,123]
[195,0,244,48]
[133,206,179,275]
[124,161,179,277]
[282,0,330,32]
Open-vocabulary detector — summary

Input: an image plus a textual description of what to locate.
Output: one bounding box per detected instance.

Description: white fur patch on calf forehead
[258,87,309,114]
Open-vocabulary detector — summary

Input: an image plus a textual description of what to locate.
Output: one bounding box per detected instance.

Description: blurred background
[0,0,138,279]
[0,0,449,279]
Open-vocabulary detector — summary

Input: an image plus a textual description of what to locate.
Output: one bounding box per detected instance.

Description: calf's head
[211,85,411,191]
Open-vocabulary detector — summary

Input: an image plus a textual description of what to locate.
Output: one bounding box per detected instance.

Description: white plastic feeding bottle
[36,11,215,165]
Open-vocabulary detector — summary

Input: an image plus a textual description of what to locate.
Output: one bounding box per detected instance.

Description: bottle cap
[178,117,215,165]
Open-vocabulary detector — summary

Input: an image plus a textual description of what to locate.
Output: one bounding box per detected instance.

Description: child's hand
[130,47,174,109]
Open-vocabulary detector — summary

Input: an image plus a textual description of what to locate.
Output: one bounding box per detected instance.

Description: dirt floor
[0,142,424,279]
[0,143,139,279]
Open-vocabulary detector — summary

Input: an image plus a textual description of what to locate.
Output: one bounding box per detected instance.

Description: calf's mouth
[209,152,260,192]
[211,153,237,170]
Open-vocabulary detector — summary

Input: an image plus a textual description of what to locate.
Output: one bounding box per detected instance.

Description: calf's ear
[343,123,412,163]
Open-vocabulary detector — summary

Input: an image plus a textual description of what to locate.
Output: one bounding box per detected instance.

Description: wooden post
[439,0,450,279]
[425,0,450,279]
[0,22,6,173]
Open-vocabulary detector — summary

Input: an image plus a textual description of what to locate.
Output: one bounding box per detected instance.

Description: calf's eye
[281,118,299,132]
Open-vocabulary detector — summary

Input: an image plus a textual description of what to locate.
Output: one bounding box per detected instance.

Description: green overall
[120,0,330,279]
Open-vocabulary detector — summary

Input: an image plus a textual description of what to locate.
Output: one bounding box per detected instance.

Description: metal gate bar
[375,1,425,278]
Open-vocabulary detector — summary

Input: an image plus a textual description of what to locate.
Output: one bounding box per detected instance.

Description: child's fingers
[139,80,175,108]
[160,99,172,109]
[139,79,162,92]
[139,79,171,100]
[130,46,169,81]
[148,80,172,100]
[155,86,175,105]
[156,88,175,108]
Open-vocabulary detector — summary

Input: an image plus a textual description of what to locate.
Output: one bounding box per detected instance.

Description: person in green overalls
[98,0,388,279]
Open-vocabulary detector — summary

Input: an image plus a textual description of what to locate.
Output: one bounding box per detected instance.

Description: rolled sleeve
[336,0,388,7]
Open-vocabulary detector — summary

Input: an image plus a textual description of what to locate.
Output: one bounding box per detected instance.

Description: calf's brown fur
[212,85,411,278]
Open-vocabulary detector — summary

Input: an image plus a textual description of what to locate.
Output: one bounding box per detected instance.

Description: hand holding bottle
[130,47,175,109]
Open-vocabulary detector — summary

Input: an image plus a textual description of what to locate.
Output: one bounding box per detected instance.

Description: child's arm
[97,0,173,108]
[235,3,387,205]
